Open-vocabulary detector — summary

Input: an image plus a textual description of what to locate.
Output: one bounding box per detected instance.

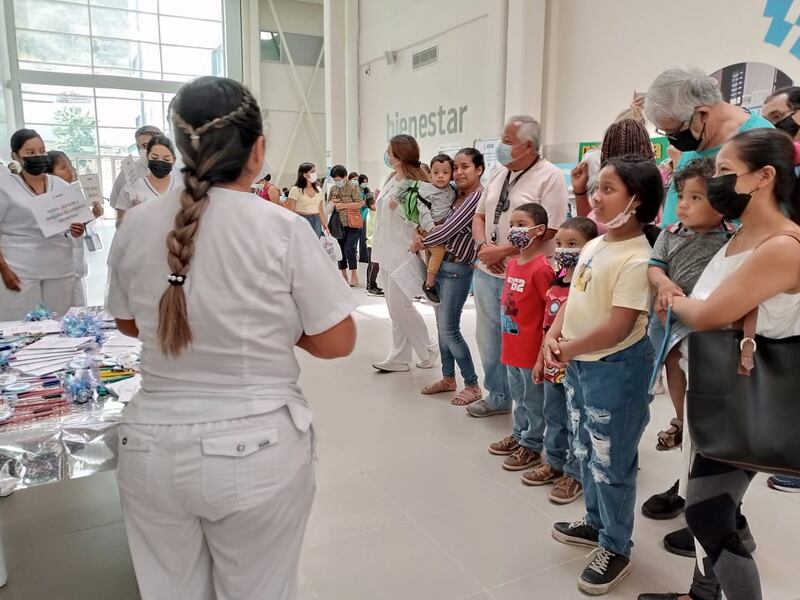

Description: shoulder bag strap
[737,230,800,376]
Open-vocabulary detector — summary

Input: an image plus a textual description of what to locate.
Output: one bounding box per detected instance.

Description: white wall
[356,0,800,171]
[258,0,326,188]
[358,0,508,184]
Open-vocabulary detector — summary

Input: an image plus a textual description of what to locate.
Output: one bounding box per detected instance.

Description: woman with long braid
[106,76,358,600]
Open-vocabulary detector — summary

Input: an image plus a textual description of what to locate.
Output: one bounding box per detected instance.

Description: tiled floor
[0,279,798,599]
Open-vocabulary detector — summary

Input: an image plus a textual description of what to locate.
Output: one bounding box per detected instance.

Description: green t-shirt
[662,113,773,227]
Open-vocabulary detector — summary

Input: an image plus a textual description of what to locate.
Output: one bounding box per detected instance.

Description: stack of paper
[11,337,94,376]
[100,333,142,356]
[0,320,62,338]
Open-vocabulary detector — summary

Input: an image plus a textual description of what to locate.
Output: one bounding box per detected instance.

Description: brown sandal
[421,379,457,395]
[451,386,482,406]
[656,418,683,451]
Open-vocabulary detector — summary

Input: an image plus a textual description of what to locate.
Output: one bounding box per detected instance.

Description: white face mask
[307,172,317,182]
[253,183,265,191]
[601,196,637,229]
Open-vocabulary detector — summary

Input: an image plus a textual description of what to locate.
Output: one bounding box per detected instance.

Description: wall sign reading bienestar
[386,105,468,140]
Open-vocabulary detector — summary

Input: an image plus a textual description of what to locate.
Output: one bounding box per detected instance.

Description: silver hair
[506,115,541,150]
[644,66,722,125]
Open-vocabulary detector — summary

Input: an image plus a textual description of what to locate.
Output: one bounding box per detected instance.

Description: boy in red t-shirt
[488,203,554,472]
[524,217,598,503]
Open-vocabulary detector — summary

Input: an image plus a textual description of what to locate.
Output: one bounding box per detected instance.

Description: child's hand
[656,279,685,311]
[542,334,563,367]
[388,199,398,211]
[532,353,544,384]
[409,232,425,253]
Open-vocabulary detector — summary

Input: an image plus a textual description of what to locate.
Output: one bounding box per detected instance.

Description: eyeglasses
[656,110,697,140]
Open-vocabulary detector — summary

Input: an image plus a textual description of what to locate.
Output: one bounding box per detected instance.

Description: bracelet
[573,189,588,195]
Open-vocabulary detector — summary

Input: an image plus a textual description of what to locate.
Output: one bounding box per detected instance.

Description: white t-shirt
[476,158,569,277]
[0,174,75,279]
[114,172,179,211]
[106,186,359,429]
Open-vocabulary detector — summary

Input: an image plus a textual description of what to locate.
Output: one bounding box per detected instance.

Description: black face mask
[667,118,706,152]
[706,173,755,220]
[148,159,173,179]
[774,112,800,138]
[21,155,52,176]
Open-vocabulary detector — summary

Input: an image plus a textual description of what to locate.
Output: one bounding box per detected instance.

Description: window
[12,0,226,81]
[260,31,281,62]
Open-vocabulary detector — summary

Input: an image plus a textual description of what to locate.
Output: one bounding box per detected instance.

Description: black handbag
[328,206,344,240]
[686,231,800,476]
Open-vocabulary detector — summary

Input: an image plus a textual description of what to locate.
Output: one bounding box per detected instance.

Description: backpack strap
[738,230,800,376]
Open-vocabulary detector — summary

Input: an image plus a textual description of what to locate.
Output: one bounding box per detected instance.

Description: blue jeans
[434,261,478,385]
[508,366,544,452]
[564,336,654,557]
[301,214,322,237]
[544,381,581,480]
[473,269,510,410]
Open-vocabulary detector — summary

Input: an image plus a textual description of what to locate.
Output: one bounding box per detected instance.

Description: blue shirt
[662,113,773,227]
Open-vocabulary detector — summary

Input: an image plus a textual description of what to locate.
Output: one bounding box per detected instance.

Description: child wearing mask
[487,203,554,473]
[418,154,456,303]
[546,156,663,595]
[648,158,732,451]
[524,217,598,505]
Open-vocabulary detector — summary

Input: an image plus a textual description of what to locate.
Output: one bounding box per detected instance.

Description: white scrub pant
[116,408,316,600]
[0,276,74,321]
[382,275,434,365]
[72,277,88,307]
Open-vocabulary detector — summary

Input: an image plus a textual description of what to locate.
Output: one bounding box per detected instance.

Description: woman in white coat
[0,129,85,320]
[106,76,358,600]
[114,135,179,227]
[371,134,438,372]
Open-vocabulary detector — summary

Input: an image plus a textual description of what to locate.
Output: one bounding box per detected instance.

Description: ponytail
[159,77,262,356]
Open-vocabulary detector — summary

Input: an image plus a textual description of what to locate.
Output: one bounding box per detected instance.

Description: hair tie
[794,141,800,166]
[168,273,187,286]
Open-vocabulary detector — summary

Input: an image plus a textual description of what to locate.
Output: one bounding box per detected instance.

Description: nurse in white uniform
[106,76,358,600]
[0,129,85,320]
[109,125,162,227]
[114,135,179,227]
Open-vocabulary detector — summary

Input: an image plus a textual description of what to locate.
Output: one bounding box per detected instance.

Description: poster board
[29,185,95,238]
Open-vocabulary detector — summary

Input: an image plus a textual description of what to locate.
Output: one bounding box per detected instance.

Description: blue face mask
[334,179,346,188]
[495,142,514,167]
[384,151,394,169]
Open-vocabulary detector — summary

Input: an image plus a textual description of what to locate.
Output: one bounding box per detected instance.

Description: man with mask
[469,115,568,419]
[109,125,162,227]
[644,66,772,228]
[762,86,800,140]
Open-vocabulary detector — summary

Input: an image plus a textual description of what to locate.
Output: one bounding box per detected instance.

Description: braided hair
[159,76,263,356]
[600,119,655,166]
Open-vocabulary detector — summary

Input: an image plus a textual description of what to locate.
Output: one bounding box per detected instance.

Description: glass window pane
[160,16,223,49]
[161,46,219,77]
[89,0,157,12]
[91,38,161,74]
[17,31,91,69]
[14,0,90,35]
[22,87,94,126]
[94,88,163,101]
[95,97,165,128]
[91,7,159,42]
[159,0,221,21]
[260,32,281,62]
[98,126,139,153]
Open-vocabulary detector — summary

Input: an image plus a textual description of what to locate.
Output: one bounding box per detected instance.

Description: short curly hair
[673,157,716,193]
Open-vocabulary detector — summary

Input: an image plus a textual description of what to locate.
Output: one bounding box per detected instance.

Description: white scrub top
[0,164,9,178]
[0,174,75,279]
[106,186,359,429]
[114,172,179,212]
[371,175,417,273]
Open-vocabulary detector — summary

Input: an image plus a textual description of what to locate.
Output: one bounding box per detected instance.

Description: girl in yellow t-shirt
[542,156,663,595]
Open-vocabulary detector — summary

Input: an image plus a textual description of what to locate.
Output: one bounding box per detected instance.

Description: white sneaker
[372,361,410,373]
[416,347,439,369]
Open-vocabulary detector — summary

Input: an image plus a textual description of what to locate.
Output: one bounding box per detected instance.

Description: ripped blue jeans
[564,336,654,557]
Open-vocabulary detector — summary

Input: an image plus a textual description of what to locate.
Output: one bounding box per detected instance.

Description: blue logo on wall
[764,0,800,59]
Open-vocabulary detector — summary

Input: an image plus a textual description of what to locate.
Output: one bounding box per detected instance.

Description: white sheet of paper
[0,320,62,336]
[29,185,95,237]
[23,336,93,351]
[120,155,138,187]
[78,175,102,206]
[105,374,141,403]
[391,255,427,302]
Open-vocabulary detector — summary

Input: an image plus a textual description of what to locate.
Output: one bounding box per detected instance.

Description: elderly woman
[371,134,437,372]
[412,148,485,406]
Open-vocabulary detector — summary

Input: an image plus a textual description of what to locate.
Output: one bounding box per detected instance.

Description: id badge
[84,232,103,252]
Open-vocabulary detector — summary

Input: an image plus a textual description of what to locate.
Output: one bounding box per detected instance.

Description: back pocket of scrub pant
[201,426,282,511]
[116,427,155,497]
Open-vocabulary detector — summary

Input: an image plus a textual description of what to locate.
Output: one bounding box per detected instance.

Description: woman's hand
[571,162,589,193]
[656,279,685,312]
[388,199,399,211]
[69,223,85,238]
[410,232,425,253]
[1,265,21,292]
[91,203,104,219]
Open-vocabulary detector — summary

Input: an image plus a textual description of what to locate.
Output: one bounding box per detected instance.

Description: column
[504,0,547,123]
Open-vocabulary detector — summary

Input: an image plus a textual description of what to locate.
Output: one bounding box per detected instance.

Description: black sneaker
[423,284,440,304]
[366,287,385,297]
[664,520,757,558]
[552,517,599,548]
[642,480,685,520]
[578,548,631,595]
